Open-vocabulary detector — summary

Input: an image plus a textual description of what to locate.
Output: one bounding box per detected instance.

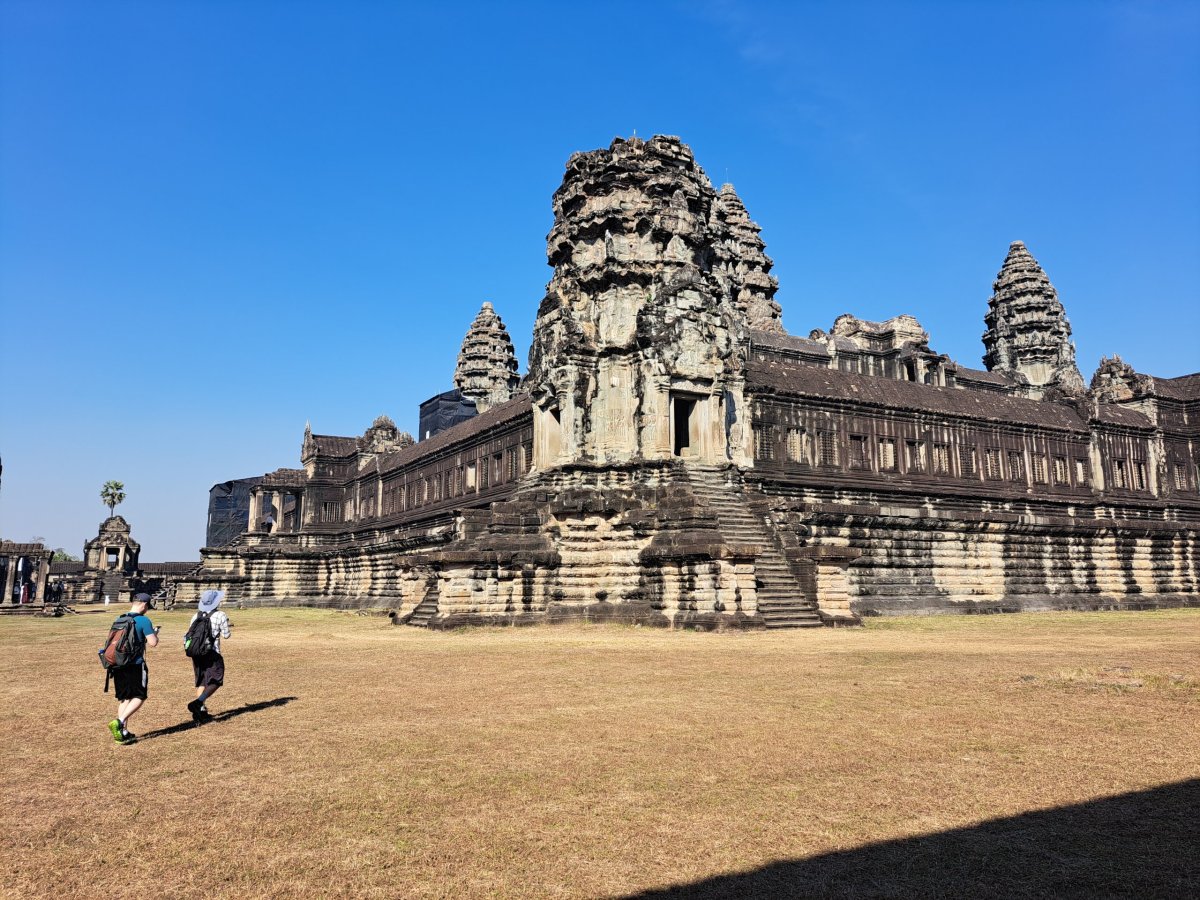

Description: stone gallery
[176,136,1199,628]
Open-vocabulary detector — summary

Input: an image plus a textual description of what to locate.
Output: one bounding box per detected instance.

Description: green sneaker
[108,719,125,743]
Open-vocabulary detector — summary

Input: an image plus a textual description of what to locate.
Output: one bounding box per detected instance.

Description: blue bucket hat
[198,590,225,614]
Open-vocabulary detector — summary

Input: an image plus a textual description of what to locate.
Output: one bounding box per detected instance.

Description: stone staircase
[100,572,125,604]
[407,583,439,628]
[684,465,822,628]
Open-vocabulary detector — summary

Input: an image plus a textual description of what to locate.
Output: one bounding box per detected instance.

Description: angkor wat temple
[177,136,1199,627]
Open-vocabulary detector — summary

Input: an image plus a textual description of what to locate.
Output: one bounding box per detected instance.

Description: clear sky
[2,0,1197,561]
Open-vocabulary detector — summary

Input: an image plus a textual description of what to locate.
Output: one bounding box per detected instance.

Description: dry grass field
[2,607,1197,899]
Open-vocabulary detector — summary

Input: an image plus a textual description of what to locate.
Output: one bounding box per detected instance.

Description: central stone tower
[526,136,754,469]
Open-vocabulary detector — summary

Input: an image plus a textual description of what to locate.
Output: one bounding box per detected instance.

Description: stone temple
[176,136,1200,627]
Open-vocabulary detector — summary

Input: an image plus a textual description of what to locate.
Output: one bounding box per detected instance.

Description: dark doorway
[673,396,697,456]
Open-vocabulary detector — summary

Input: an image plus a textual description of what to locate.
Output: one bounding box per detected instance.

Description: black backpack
[99,613,145,692]
[183,611,215,658]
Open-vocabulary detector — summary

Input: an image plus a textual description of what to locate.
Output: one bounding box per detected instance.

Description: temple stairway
[684,464,822,628]
[100,572,125,604]
[407,583,439,627]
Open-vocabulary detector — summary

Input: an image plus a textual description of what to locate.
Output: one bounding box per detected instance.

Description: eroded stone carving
[983,241,1085,398]
[453,302,520,413]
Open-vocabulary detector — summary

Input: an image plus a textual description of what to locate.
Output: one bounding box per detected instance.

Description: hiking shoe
[187,699,209,721]
[121,731,138,743]
[107,719,125,743]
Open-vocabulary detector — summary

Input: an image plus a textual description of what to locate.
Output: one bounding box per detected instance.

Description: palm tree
[100,480,126,518]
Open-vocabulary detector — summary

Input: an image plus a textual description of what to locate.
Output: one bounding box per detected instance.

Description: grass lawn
[1,607,1197,898]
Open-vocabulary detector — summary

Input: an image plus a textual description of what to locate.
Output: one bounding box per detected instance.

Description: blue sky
[2,0,1197,560]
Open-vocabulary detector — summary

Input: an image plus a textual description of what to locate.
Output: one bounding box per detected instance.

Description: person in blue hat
[186,590,232,721]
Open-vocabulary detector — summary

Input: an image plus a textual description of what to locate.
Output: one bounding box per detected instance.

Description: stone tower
[453,301,520,413]
[710,183,784,334]
[982,241,1084,397]
[526,135,752,468]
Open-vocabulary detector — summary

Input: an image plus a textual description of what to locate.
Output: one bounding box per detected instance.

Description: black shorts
[113,663,149,701]
[193,652,225,688]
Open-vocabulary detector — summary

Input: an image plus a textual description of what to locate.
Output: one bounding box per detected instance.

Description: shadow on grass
[136,696,298,742]
[624,778,1200,899]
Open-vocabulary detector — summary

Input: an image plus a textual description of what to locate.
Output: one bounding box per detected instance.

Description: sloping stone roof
[1094,405,1153,428]
[376,394,533,476]
[261,468,308,488]
[750,329,831,359]
[952,365,1016,387]
[1154,373,1200,401]
[49,561,86,574]
[747,358,1085,430]
[308,435,359,457]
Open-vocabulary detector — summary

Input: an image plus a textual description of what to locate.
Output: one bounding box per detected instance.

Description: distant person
[186,590,232,721]
[106,593,160,744]
[262,513,275,533]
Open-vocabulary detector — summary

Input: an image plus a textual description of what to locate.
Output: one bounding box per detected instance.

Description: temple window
[849,435,869,470]
[1112,458,1128,489]
[905,440,925,473]
[1008,451,1024,482]
[466,462,477,490]
[1174,464,1189,491]
[785,428,806,463]
[479,457,490,490]
[344,498,354,521]
[1133,462,1147,491]
[818,431,837,467]
[493,453,503,483]
[932,443,949,474]
[506,449,519,480]
[878,437,896,471]
[959,446,977,478]
[1032,454,1047,484]
[754,424,777,460]
[522,441,533,472]
[984,449,1003,480]
[1075,459,1089,486]
[1053,456,1069,485]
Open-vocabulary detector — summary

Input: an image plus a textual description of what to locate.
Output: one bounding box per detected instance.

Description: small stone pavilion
[0,541,52,611]
[50,516,197,605]
[176,136,1199,627]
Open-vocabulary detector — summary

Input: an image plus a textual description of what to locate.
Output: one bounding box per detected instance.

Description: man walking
[187,590,231,721]
[107,592,159,744]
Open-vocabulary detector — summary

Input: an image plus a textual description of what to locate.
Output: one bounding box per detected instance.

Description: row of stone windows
[751,424,1144,490]
[349,441,535,520]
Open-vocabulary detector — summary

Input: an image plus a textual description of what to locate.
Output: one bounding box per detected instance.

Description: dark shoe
[121,731,138,743]
[187,699,204,720]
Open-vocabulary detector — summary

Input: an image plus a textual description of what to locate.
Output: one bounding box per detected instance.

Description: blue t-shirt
[132,614,155,664]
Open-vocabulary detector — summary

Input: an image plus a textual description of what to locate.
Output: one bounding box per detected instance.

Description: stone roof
[747,358,1085,430]
[261,468,308,488]
[1154,373,1200,401]
[376,393,533,476]
[952,365,1016,387]
[1093,405,1152,428]
[307,435,359,457]
[750,329,831,359]
[49,561,86,574]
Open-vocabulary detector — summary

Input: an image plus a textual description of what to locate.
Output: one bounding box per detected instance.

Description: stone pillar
[37,554,50,602]
[2,555,16,605]
[247,490,261,532]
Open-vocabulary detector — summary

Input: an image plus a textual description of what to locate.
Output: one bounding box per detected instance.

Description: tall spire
[454,301,520,413]
[982,241,1083,397]
[710,184,784,333]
